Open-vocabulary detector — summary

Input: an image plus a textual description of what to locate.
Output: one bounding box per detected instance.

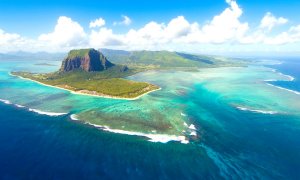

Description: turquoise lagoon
[0,58,300,179]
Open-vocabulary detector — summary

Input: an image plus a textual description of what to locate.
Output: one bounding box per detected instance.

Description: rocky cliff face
[60,49,114,72]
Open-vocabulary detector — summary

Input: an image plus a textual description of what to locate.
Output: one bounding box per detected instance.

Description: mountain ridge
[60,48,114,72]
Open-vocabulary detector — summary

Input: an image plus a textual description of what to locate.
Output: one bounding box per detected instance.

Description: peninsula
[12,49,160,99]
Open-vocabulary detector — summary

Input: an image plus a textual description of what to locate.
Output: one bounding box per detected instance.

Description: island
[12,48,160,99]
[9,48,247,143]
[11,48,245,100]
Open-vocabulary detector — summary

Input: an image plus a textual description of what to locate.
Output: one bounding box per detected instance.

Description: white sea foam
[181,112,187,117]
[70,114,80,120]
[0,98,25,108]
[0,98,68,116]
[264,79,277,82]
[288,75,295,81]
[265,69,300,95]
[0,99,12,104]
[189,124,197,130]
[269,69,295,81]
[278,72,295,81]
[190,131,197,136]
[236,106,278,114]
[28,108,67,116]
[86,122,189,144]
[15,104,25,108]
[267,83,300,95]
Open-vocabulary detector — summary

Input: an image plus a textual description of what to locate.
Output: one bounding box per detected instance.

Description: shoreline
[10,72,161,100]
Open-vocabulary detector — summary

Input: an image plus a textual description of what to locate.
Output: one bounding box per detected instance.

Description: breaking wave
[236,106,278,114]
[0,98,67,116]
[86,122,189,144]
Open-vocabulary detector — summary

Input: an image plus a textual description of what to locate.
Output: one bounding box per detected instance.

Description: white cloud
[121,0,249,46]
[165,16,192,39]
[0,29,22,45]
[119,16,195,49]
[86,1,300,50]
[124,22,165,48]
[113,15,132,26]
[184,0,249,44]
[38,16,87,48]
[239,12,291,45]
[89,18,105,28]
[260,12,288,31]
[0,29,36,52]
[89,28,124,47]
[1,0,300,53]
[264,25,300,45]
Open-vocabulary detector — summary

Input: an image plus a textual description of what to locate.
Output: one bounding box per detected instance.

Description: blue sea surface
[0,58,300,179]
[267,58,300,93]
[0,103,219,179]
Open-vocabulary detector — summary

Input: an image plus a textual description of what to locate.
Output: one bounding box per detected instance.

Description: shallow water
[0,58,300,179]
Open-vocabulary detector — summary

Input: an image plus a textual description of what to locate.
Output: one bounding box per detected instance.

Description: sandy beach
[10,73,161,100]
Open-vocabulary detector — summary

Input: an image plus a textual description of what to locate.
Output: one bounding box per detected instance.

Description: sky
[0,0,300,55]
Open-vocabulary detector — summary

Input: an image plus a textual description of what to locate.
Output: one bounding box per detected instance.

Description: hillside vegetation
[12,66,159,99]
[12,48,244,99]
[12,49,160,99]
[101,49,244,68]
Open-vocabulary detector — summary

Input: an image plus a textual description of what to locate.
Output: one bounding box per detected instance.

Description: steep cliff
[60,49,114,72]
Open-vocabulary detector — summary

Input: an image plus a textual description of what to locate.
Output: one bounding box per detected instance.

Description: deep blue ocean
[268,58,300,93]
[0,58,300,179]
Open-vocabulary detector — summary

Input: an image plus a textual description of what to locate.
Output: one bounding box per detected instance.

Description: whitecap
[0,99,12,104]
[190,131,197,136]
[269,69,295,81]
[236,106,278,114]
[278,72,295,81]
[264,79,277,82]
[189,124,197,130]
[28,108,67,116]
[86,122,189,144]
[266,83,300,95]
[0,99,67,116]
[181,112,187,117]
[15,104,25,108]
[0,99,25,108]
[70,114,79,120]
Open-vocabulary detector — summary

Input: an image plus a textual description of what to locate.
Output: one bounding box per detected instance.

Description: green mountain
[11,48,245,99]
[12,48,159,99]
[100,49,239,68]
